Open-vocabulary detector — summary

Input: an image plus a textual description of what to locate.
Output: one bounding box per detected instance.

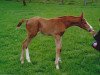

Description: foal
[17,13,95,69]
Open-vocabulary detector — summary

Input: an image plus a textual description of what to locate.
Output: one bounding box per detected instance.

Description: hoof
[20,58,24,64]
[21,61,24,64]
[56,65,59,69]
[27,59,31,63]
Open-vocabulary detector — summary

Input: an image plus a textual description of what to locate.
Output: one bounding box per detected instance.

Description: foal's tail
[16,19,27,29]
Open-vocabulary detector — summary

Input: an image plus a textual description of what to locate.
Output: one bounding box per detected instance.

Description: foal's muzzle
[88,29,96,36]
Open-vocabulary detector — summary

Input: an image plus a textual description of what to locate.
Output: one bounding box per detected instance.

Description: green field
[0,0,100,75]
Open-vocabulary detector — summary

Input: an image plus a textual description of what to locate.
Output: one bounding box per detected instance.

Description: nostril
[88,29,91,32]
[88,28,93,32]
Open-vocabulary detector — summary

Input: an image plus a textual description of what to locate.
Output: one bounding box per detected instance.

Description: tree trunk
[92,0,94,3]
[16,0,19,2]
[61,0,64,4]
[23,0,26,6]
[84,0,87,5]
[29,0,31,3]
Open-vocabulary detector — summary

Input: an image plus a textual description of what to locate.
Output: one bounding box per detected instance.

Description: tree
[23,0,26,6]
[61,0,64,4]
[16,0,19,2]
[84,0,87,5]
[29,0,32,3]
[92,0,94,2]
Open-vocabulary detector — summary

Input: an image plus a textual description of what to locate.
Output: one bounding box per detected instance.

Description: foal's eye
[81,19,85,23]
[81,19,84,22]
[81,20,83,22]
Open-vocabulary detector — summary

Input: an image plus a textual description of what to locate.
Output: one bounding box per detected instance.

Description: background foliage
[0,0,100,75]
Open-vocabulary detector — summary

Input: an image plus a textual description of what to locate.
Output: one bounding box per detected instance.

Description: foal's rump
[26,17,40,33]
[16,17,40,35]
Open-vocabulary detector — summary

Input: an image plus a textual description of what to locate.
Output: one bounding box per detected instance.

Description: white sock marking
[58,57,62,62]
[26,48,31,62]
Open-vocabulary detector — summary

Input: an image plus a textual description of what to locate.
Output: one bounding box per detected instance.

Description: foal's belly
[39,27,55,36]
[39,25,65,36]
[39,18,65,36]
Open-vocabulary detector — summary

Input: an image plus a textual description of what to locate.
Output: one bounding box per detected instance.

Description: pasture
[0,0,100,75]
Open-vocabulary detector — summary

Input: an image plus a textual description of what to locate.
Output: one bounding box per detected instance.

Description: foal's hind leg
[20,34,35,64]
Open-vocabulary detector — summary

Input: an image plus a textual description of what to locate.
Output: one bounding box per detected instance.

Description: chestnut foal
[17,13,95,69]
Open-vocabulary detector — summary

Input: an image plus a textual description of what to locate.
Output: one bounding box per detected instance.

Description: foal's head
[77,13,95,35]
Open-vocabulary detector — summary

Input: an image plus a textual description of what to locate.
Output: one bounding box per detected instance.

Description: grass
[0,0,100,75]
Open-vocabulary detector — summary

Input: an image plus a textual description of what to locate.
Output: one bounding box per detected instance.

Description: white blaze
[86,21,93,30]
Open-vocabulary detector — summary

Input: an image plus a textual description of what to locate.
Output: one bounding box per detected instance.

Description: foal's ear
[80,12,84,19]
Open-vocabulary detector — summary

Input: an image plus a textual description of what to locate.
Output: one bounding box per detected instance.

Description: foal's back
[26,17,66,36]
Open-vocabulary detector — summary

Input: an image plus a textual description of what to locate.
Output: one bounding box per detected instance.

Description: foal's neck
[60,16,80,28]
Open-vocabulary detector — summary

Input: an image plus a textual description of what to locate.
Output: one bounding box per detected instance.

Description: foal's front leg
[55,35,62,69]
